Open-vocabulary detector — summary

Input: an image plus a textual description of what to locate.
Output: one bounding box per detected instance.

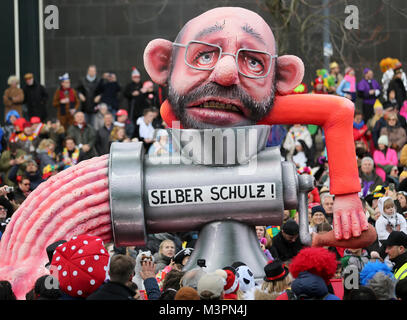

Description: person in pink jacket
[373,135,398,182]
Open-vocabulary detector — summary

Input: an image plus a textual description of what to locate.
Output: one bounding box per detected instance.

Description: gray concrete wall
[42,0,406,118]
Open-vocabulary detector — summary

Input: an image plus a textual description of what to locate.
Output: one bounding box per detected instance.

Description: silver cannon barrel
[109,125,314,277]
[109,126,309,244]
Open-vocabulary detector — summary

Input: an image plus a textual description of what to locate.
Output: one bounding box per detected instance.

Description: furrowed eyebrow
[241,23,266,45]
[194,21,225,40]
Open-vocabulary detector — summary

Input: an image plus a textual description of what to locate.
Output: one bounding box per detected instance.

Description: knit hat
[223,269,239,294]
[197,272,225,300]
[363,68,372,75]
[131,67,140,77]
[264,260,289,282]
[49,234,109,298]
[174,287,200,300]
[282,219,299,236]
[311,205,327,218]
[378,135,389,146]
[374,99,383,110]
[22,121,32,129]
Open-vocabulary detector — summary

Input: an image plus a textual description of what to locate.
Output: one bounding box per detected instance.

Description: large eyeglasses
[172,40,278,79]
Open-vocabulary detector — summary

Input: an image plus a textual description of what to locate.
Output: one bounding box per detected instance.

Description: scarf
[16,132,36,141]
[86,75,96,82]
[353,120,365,130]
[63,147,80,167]
[59,87,76,103]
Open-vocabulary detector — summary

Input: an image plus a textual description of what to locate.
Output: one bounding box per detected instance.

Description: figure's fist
[333,193,369,240]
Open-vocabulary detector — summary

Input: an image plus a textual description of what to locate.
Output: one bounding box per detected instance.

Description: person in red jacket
[353,109,372,151]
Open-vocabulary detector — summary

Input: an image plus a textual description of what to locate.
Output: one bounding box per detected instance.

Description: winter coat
[86,281,135,300]
[99,81,121,111]
[373,116,407,149]
[76,77,102,114]
[270,231,303,263]
[153,253,172,274]
[375,197,407,241]
[123,81,144,121]
[23,81,48,120]
[0,149,27,187]
[341,249,369,274]
[52,88,80,130]
[388,78,407,109]
[95,125,114,156]
[290,272,340,300]
[3,87,24,119]
[380,125,407,151]
[373,148,398,182]
[36,150,58,173]
[143,277,161,300]
[357,78,381,106]
[66,124,97,159]
[353,121,370,150]
[391,251,407,281]
[8,164,44,191]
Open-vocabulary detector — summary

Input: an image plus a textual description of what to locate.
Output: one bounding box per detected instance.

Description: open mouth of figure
[186,99,248,126]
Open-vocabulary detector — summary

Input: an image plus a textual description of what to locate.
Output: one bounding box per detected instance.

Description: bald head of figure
[144,7,304,129]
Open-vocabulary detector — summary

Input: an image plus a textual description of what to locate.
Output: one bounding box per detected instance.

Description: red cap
[50,234,109,298]
[116,109,128,117]
[30,116,41,124]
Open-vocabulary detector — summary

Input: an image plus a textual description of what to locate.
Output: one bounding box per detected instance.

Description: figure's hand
[333,193,369,240]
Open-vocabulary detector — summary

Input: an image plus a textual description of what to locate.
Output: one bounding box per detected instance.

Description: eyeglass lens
[185,42,271,78]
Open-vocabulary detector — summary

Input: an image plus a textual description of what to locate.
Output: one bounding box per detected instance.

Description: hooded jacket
[290,272,340,300]
[375,196,407,241]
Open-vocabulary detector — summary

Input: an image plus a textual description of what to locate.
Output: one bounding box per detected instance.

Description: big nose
[209,55,239,87]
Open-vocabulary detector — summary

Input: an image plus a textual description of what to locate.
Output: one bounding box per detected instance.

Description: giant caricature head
[144,7,304,129]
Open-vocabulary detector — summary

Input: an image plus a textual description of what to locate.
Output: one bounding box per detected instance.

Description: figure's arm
[258,94,360,195]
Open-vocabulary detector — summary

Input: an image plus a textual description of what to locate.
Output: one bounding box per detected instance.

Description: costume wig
[289,247,337,283]
[359,261,394,286]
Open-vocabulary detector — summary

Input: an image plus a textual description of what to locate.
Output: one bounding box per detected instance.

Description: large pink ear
[275,55,305,95]
[143,39,173,86]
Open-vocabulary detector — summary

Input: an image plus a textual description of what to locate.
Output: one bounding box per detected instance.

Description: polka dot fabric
[50,234,109,298]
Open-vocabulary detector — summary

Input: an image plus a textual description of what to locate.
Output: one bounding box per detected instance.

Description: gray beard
[167,82,275,129]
